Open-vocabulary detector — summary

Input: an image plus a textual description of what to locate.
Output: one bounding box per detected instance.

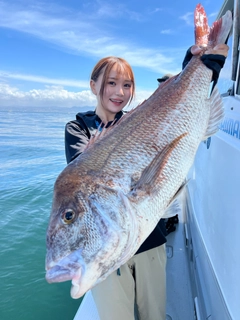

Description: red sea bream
[45,4,232,299]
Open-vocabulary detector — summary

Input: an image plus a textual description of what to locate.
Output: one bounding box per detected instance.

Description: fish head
[45,166,132,298]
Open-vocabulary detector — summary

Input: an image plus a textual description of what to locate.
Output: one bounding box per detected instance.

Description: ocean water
[0,110,82,320]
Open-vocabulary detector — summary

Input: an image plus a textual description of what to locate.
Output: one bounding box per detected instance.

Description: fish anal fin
[130,133,187,198]
[203,86,224,140]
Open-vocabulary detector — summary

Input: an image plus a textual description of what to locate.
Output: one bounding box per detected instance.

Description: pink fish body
[45,4,232,299]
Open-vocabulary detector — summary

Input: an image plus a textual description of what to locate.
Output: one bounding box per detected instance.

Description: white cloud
[94,0,143,21]
[0,71,89,88]
[161,29,173,35]
[180,12,193,26]
[0,82,153,108]
[0,61,231,109]
[151,8,162,14]
[0,1,183,73]
[0,83,95,107]
[209,12,218,18]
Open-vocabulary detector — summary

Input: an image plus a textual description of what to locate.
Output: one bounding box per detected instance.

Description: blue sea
[0,110,84,320]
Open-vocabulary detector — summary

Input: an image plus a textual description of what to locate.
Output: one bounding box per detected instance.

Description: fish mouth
[45,264,81,283]
[45,249,84,284]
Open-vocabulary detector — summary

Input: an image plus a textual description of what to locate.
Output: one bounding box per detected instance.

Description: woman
[65,56,167,320]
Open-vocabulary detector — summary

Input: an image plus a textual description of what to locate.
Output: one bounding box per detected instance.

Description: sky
[0,0,229,109]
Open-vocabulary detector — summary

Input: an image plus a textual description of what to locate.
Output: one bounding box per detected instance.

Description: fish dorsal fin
[84,106,142,152]
[129,133,187,198]
[83,121,116,152]
[203,86,224,140]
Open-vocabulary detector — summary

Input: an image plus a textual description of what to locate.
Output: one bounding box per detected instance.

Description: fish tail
[194,4,232,48]
[208,10,232,48]
[194,4,209,47]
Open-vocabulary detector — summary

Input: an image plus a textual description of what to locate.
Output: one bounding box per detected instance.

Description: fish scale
[45,4,232,299]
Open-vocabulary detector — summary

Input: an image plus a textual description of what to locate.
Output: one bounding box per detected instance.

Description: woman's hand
[182,44,229,84]
[191,44,229,57]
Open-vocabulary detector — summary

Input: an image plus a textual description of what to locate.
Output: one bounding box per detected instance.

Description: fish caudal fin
[203,86,224,140]
[194,4,209,47]
[194,4,232,48]
[208,10,232,48]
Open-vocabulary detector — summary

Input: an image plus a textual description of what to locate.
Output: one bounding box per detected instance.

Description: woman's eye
[62,209,76,224]
[108,81,115,86]
[124,83,132,88]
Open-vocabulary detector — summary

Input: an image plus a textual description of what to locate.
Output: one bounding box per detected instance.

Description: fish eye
[62,209,76,224]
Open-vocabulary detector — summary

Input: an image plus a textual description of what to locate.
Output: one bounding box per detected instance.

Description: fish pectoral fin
[203,86,224,140]
[130,133,187,198]
[162,180,189,218]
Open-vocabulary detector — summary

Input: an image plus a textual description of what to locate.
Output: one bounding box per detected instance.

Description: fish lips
[45,249,84,284]
[45,264,81,283]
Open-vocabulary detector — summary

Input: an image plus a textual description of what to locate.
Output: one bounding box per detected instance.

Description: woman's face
[91,64,133,121]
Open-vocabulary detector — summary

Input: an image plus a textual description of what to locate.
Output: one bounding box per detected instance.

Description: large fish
[45,4,232,299]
